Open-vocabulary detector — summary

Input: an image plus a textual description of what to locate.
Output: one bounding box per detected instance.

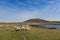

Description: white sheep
[6,27,10,31]
[25,25,31,30]
[21,27,26,30]
[16,27,21,31]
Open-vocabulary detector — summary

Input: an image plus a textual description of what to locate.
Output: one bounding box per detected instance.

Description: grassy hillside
[24,19,48,22]
[0,28,60,40]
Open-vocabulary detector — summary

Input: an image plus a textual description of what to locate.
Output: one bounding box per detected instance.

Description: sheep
[14,26,16,29]
[24,25,31,30]
[25,25,31,30]
[21,27,31,30]
[6,27,10,31]
[21,27,26,30]
[16,27,21,31]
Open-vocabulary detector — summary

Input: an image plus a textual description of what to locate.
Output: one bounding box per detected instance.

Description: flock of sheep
[6,25,31,31]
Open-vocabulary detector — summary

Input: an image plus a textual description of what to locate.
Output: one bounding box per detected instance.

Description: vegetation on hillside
[24,18,48,23]
[24,18,60,24]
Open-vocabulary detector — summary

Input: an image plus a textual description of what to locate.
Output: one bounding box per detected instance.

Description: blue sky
[0,0,60,22]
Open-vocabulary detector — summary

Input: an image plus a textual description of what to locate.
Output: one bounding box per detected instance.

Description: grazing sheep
[6,27,10,31]
[21,27,26,30]
[25,25,31,30]
[21,25,31,30]
[16,27,21,31]
[14,26,16,29]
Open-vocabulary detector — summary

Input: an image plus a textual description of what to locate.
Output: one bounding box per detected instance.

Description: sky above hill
[0,0,60,22]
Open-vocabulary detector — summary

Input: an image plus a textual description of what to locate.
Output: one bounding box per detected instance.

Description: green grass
[0,28,60,40]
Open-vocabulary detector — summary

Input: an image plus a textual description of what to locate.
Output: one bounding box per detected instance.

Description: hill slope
[24,18,60,24]
[24,19,48,22]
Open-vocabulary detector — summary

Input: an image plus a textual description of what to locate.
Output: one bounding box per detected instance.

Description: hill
[24,19,48,22]
[24,18,60,24]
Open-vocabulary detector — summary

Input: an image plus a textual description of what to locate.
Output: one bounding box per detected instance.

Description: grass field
[0,28,60,40]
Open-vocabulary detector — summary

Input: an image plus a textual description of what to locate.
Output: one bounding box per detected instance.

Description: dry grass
[0,27,60,40]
